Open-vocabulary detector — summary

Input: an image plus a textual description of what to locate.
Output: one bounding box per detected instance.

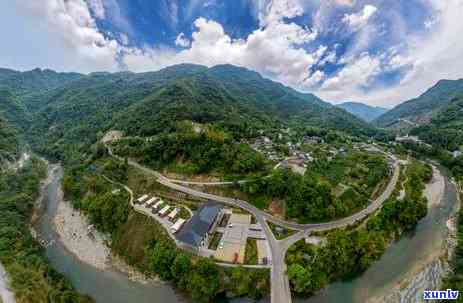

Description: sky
[1,0,462,107]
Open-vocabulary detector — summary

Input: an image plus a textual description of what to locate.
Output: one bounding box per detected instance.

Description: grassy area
[178,206,192,220]
[112,211,170,271]
[245,239,258,265]
[208,232,222,250]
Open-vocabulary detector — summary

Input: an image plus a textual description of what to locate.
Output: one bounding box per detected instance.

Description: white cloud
[320,0,463,107]
[0,0,120,73]
[175,33,191,47]
[259,0,304,26]
[320,53,381,97]
[2,0,463,109]
[119,33,129,45]
[124,15,320,89]
[342,5,378,32]
[86,0,105,19]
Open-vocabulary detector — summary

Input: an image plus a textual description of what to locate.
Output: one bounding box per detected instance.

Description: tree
[187,259,220,302]
[171,253,192,289]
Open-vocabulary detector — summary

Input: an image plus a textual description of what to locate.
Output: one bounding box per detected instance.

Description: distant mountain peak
[336,102,388,122]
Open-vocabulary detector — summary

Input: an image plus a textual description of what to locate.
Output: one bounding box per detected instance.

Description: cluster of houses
[395,134,432,148]
[250,136,284,161]
[135,194,186,233]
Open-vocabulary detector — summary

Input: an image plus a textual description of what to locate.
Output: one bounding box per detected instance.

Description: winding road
[106,145,401,303]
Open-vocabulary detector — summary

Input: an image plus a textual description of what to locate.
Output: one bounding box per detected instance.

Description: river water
[35,166,186,303]
[300,174,458,303]
[35,165,458,303]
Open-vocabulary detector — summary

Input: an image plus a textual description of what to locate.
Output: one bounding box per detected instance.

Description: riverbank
[0,263,16,303]
[53,197,111,270]
[368,166,458,303]
[48,167,155,282]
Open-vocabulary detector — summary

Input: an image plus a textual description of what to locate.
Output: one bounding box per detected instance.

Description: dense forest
[0,157,93,303]
[0,65,382,162]
[0,116,20,167]
[112,124,268,177]
[410,94,463,151]
[286,160,432,296]
[240,150,389,223]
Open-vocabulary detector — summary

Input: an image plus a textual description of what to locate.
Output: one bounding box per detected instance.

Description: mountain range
[336,102,388,122]
[0,64,377,159]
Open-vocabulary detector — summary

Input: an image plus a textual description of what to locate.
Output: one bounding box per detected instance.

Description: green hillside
[410,95,463,150]
[3,64,377,158]
[0,116,20,167]
[375,79,463,127]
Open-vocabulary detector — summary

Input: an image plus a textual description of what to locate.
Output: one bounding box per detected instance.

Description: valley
[0,64,462,303]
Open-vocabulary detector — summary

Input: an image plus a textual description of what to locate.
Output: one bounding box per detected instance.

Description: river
[300,170,458,303]
[35,165,458,303]
[34,165,187,303]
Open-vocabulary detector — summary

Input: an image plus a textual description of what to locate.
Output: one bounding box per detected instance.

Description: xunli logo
[423,289,459,300]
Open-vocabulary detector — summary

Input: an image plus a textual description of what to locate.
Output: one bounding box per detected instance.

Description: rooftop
[176,202,222,247]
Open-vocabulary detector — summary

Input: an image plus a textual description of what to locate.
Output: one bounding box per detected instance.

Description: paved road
[106,145,400,303]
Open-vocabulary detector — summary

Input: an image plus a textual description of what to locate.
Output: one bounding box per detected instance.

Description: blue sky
[1,0,462,107]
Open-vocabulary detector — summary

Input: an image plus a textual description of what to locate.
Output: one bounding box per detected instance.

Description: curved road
[106,145,400,303]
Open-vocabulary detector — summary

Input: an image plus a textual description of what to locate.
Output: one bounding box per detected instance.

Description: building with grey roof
[176,202,222,248]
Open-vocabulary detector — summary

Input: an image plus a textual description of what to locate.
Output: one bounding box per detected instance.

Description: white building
[144,197,157,206]
[153,200,163,209]
[136,194,149,204]
[159,205,171,216]
[171,219,186,233]
[168,208,179,220]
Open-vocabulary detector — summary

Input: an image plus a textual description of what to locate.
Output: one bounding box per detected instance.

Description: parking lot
[214,213,251,263]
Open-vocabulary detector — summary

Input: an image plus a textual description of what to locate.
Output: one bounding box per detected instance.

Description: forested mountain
[0,116,20,168]
[375,79,463,127]
[336,102,388,122]
[0,68,83,129]
[0,64,378,159]
[410,94,463,151]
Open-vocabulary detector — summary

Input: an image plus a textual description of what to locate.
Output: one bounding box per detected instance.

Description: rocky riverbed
[53,197,111,270]
[48,168,153,282]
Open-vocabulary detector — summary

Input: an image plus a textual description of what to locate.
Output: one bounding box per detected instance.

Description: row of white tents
[136,194,185,233]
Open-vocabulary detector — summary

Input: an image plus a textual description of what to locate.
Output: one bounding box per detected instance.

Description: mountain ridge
[336,102,388,122]
[375,78,463,127]
[0,64,379,158]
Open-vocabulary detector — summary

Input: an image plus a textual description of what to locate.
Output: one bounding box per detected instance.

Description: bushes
[240,150,389,223]
[112,130,267,176]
